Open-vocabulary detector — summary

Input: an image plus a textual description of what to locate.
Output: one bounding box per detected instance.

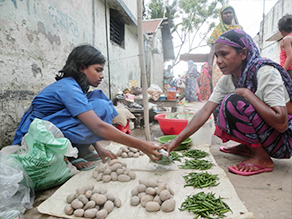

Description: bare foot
[231,147,274,172]
[220,144,252,156]
[68,158,96,170]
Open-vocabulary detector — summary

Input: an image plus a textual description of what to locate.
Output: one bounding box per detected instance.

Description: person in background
[185,60,201,102]
[13,45,163,171]
[163,29,292,176]
[207,4,242,90]
[198,62,211,101]
[163,65,173,94]
[278,14,292,78]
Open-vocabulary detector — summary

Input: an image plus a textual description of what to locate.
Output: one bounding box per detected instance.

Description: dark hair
[56,44,106,93]
[278,14,292,33]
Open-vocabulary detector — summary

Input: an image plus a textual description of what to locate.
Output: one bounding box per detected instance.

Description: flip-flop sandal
[82,150,101,161]
[70,158,97,171]
[219,146,251,157]
[228,162,273,176]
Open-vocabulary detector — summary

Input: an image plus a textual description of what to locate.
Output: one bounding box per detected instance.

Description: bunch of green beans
[183,172,219,189]
[183,149,208,159]
[169,151,182,161]
[179,159,213,170]
[179,192,232,219]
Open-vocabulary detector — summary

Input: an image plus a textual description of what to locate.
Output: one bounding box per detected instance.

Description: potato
[96,173,103,181]
[133,152,140,158]
[78,194,88,205]
[110,172,118,181]
[137,184,147,193]
[122,147,129,153]
[84,184,94,191]
[103,168,112,175]
[139,151,144,156]
[116,149,123,157]
[153,195,161,205]
[128,171,136,180]
[129,147,138,153]
[102,175,111,183]
[160,190,170,201]
[71,199,84,209]
[84,200,96,210]
[156,182,166,195]
[118,174,131,182]
[110,163,122,171]
[66,193,76,204]
[84,208,98,218]
[139,179,148,185]
[95,165,106,173]
[145,201,160,212]
[138,192,146,199]
[123,168,131,175]
[121,152,128,158]
[85,190,92,199]
[96,209,108,219]
[92,188,101,194]
[146,178,158,188]
[73,209,84,217]
[93,171,99,178]
[166,185,175,196]
[130,196,140,206]
[105,193,115,202]
[103,200,114,213]
[161,198,176,212]
[114,197,122,208]
[131,187,139,196]
[128,152,134,157]
[116,168,124,175]
[64,204,73,215]
[145,187,156,196]
[76,187,86,195]
[91,194,107,205]
[109,159,121,166]
[120,161,127,167]
[141,195,154,207]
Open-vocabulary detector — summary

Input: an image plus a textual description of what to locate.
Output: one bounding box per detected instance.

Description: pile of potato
[116,146,144,158]
[92,159,136,183]
[130,178,176,212]
[64,184,121,219]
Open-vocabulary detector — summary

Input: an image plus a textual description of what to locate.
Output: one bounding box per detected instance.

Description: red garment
[280,34,292,70]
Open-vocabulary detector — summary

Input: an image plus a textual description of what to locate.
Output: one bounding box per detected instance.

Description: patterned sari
[207,5,242,89]
[198,62,211,100]
[185,61,200,102]
[213,29,292,158]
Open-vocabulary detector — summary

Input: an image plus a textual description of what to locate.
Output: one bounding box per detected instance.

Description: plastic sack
[0,152,35,219]
[148,84,163,101]
[9,118,78,191]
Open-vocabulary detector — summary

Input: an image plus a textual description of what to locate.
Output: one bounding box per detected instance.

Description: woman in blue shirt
[13,45,162,170]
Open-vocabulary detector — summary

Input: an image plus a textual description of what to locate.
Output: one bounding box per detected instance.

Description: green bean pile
[183,149,208,159]
[179,192,232,219]
[183,172,219,189]
[169,151,182,161]
[179,159,213,170]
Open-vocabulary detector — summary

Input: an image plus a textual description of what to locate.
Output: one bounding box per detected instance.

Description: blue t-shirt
[13,77,118,145]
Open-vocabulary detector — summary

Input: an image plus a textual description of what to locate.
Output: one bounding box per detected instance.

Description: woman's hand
[161,140,179,155]
[93,142,117,163]
[233,87,251,98]
[139,141,163,162]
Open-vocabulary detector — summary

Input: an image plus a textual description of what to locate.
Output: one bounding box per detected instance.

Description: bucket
[189,116,215,146]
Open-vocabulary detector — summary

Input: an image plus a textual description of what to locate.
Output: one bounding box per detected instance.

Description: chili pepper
[183,149,208,159]
[183,172,219,189]
[169,151,182,161]
[179,159,213,170]
[179,192,232,219]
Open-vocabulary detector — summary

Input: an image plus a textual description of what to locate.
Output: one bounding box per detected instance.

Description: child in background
[278,14,292,78]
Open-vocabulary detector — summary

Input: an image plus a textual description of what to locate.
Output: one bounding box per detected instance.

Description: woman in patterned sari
[207,5,242,90]
[185,60,201,102]
[163,29,292,176]
[198,62,211,100]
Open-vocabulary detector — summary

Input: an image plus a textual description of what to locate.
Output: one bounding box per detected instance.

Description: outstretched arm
[162,101,218,153]
[78,110,162,161]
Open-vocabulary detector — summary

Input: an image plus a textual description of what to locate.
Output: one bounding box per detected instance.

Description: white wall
[0,0,141,147]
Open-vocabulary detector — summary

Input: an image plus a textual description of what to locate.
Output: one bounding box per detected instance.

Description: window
[110,9,125,48]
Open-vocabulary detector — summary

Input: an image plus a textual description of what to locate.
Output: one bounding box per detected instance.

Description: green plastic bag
[11,118,77,191]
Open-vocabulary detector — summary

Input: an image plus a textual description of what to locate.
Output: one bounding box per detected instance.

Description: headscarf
[187,60,198,77]
[215,29,292,100]
[208,5,242,45]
